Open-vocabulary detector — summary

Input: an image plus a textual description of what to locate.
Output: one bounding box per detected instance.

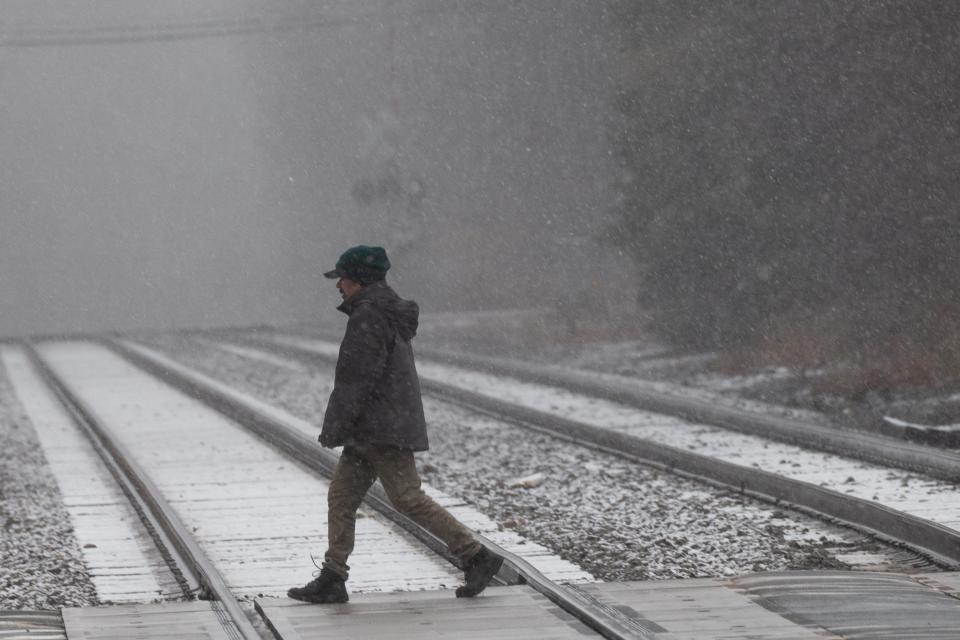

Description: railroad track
[9,339,656,640]
[408,342,960,481]
[21,342,261,640]
[220,330,960,571]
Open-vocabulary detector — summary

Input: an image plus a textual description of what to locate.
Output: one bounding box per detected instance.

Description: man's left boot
[455,547,504,598]
[287,568,349,604]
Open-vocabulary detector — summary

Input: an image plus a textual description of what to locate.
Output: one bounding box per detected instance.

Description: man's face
[337,277,362,301]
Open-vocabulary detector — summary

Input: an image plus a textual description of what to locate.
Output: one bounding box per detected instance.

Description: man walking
[288,245,503,604]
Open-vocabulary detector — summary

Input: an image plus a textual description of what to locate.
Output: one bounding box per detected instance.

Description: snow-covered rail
[410,343,960,481]
[235,332,960,570]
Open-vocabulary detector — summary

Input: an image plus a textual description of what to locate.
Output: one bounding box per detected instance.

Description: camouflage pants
[322,445,481,579]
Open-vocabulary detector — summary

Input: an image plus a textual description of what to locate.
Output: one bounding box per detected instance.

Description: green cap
[324,245,391,283]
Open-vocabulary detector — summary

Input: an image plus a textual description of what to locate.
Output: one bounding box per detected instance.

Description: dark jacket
[319,282,429,451]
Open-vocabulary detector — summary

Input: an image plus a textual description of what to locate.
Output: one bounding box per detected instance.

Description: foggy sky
[1,1,623,337]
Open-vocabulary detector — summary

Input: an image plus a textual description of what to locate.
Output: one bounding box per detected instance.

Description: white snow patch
[883,416,960,432]
[508,472,546,489]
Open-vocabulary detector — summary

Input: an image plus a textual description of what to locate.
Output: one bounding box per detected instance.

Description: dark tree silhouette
[608,1,960,383]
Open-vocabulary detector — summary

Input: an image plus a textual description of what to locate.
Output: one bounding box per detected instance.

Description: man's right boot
[455,547,504,598]
[287,568,349,604]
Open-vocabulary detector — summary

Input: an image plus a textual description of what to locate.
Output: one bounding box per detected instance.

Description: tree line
[606,1,960,387]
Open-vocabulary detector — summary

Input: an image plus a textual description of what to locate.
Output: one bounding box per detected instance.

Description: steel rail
[106,338,655,640]
[24,342,262,640]
[233,334,960,570]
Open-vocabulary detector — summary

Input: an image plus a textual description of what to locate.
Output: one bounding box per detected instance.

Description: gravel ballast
[144,333,920,582]
[0,358,97,609]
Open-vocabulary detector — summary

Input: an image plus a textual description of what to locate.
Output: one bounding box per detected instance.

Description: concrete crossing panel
[255,585,595,639]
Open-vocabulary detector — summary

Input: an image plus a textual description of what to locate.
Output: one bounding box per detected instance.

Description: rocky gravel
[143,332,914,582]
[0,359,97,609]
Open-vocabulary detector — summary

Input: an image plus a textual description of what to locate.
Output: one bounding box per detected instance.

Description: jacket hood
[338,281,419,341]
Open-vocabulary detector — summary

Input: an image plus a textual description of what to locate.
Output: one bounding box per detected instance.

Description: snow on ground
[143,332,922,583]
[0,356,97,609]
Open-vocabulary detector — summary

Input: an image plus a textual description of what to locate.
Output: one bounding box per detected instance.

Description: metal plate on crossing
[255,585,596,639]
[576,579,830,639]
[0,610,66,640]
[733,570,960,640]
[62,601,237,640]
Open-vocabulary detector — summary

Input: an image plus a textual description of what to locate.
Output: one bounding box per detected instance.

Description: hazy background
[1,1,627,337]
[3,1,958,393]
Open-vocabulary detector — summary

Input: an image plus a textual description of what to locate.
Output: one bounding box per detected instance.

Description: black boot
[287,568,349,604]
[455,547,503,598]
